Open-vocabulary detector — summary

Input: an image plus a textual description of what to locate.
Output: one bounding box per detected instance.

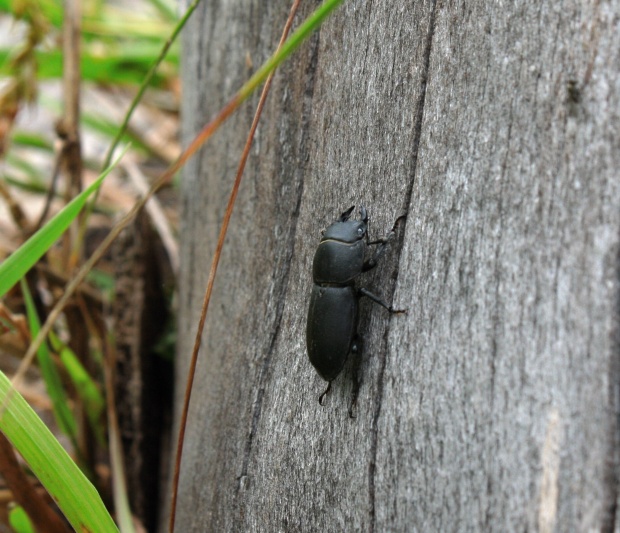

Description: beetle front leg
[362,214,406,272]
[362,237,393,272]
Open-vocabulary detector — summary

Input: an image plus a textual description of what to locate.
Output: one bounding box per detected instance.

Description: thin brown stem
[167,1,303,531]
[0,432,70,533]
[60,0,83,270]
[34,150,63,231]
[102,336,134,530]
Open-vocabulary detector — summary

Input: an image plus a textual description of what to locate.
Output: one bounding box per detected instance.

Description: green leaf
[0,0,63,27]
[49,332,106,446]
[0,47,177,85]
[0,148,126,299]
[10,130,54,151]
[7,504,35,533]
[0,370,118,532]
[21,281,77,444]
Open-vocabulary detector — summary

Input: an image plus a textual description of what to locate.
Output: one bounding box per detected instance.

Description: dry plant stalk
[167,1,303,530]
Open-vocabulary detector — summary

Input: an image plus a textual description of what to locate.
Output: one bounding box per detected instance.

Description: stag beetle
[306,205,405,417]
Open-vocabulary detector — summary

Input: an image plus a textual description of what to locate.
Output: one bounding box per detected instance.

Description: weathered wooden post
[173,1,620,530]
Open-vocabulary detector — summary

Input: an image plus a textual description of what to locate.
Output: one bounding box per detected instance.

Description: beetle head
[322,205,368,243]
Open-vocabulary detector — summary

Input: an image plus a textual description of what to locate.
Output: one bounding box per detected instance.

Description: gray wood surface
[173,0,620,531]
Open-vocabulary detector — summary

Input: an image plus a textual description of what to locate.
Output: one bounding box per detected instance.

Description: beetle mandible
[306,205,405,417]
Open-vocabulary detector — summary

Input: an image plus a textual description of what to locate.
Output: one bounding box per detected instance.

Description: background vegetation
[0,0,180,530]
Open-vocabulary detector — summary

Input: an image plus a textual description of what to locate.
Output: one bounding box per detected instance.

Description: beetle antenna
[318,381,332,405]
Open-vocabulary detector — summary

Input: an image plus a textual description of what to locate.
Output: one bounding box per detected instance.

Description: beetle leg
[318,381,332,405]
[362,237,393,272]
[358,287,407,314]
[363,231,397,272]
[362,214,407,272]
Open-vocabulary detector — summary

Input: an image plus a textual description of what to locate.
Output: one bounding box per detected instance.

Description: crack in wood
[602,239,620,533]
[368,1,438,530]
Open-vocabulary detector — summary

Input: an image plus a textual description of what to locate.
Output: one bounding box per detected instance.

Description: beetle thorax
[312,237,365,284]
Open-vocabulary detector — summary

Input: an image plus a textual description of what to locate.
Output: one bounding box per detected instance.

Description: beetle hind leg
[318,381,332,405]
[359,287,407,314]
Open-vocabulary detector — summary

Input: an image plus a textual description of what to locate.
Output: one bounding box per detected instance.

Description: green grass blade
[0,148,127,299]
[10,131,54,151]
[21,281,78,445]
[238,0,346,102]
[0,371,118,532]
[101,0,199,170]
[0,47,178,85]
[7,505,36,533]
[109,414,136,533]
[0,0,63,27]
[144,0,177,21]
[49,332,106,446]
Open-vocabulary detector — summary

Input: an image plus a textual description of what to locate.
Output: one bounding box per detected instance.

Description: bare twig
[60,0,83,270]
[34,141,65,231]
[102,337,135,532]
[0,432,70,533]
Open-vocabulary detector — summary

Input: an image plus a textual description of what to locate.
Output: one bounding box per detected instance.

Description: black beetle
[306,205,405,417]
